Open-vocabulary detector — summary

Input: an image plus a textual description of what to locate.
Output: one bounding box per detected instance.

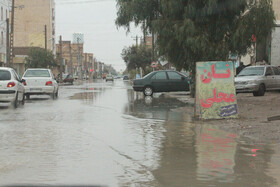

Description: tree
[116,0,160,35]
[121,45,152,74]
[116,0,275,72]
[25,47,57,68]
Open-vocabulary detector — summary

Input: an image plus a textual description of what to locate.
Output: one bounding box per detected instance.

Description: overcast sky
[55,0,142,72]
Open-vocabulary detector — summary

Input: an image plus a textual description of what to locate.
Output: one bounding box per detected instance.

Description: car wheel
[51,92,56,100]
[55,90,58,98]
[13,93,18,109]
[144,86,153,96]
[253,84,265,97]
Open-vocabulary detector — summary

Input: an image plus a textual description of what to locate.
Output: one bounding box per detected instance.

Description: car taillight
[46,81,53,86]
[7,82,16,88]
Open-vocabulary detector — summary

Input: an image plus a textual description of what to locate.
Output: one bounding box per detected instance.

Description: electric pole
[59,35,63,83]
[132,35,138,47]
[9,0,15,66]
[69,42,73,75]
[44,25,47,50]
[6,18,10,67]
[77,38,82,80]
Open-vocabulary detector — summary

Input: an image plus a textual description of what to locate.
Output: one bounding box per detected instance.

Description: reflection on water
[124,86,280,186]
[152,122,280,186]
[196,126,237,183]
[125,89,192,122]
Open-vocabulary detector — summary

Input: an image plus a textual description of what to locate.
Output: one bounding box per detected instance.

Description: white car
[22,68,59,99]
[235,65,280,96]
[0,67,25,108]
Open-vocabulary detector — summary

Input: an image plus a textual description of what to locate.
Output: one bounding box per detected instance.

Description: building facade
[0,0,10,67]
[12,0,55,76]
[56,40,85,77]
[271,0,280,66]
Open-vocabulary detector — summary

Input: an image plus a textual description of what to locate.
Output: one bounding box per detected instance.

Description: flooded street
[0,80,279,186]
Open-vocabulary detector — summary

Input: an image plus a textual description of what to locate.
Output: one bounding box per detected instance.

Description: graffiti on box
[196,61,238,119]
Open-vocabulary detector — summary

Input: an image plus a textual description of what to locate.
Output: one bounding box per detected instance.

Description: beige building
[273,0,280,21]
[12,0,55,76]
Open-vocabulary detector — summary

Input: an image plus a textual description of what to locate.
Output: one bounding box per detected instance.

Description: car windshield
[0,70,11,81]
[24,70,51,77]
[237,67,265,77]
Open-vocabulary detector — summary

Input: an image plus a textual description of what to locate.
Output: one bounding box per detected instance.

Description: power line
[55,0,114,5]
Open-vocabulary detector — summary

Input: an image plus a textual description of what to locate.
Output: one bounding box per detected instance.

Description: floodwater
[0,80,279,187]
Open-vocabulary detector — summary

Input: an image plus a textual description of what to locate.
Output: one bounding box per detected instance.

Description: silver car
[235,65,280,96]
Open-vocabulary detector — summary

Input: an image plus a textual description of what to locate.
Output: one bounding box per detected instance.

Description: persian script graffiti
[201,64,231,84]
[201,88,235,109]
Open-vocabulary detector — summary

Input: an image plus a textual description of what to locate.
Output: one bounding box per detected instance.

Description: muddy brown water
[0,80,279,186]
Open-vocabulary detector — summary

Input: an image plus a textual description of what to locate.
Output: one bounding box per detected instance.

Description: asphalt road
[0,80,279,186]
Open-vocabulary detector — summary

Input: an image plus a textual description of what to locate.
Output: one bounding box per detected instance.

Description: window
[0,70,11,80]
[265,67,273,76]
[167,72,182,80]
[152,72,167,80]
[272,67,280,75]
[23,70,51,77]
[1,7,3,21]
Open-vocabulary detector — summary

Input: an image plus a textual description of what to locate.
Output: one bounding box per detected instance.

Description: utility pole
[44,25,47,51]
[69,42,73,75]
[9,0,15,66]
[132,35,138,47]
[6,18,10,67]
[77,38,83,80]
[59,35,63,83]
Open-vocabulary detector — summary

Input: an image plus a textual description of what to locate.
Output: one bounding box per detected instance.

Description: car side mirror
[21,79,26,83]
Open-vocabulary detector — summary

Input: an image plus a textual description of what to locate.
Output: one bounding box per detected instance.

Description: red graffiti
[201,63,231,83]
[201,88,235,108]
[211,64,231,79]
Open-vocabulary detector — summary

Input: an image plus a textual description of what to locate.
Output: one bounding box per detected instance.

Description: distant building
[56,40,84,76]
[0,0,10,67]
[12,0,55,76]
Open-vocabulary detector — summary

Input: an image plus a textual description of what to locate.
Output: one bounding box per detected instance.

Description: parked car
[56,74,74,84]
[133,70,191,96]
[235,65,280,96]
[0,67,25,108]
[22,68,59,99]
[63,74,74,84]
[106,74,114,82]
[123,75,129,81]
